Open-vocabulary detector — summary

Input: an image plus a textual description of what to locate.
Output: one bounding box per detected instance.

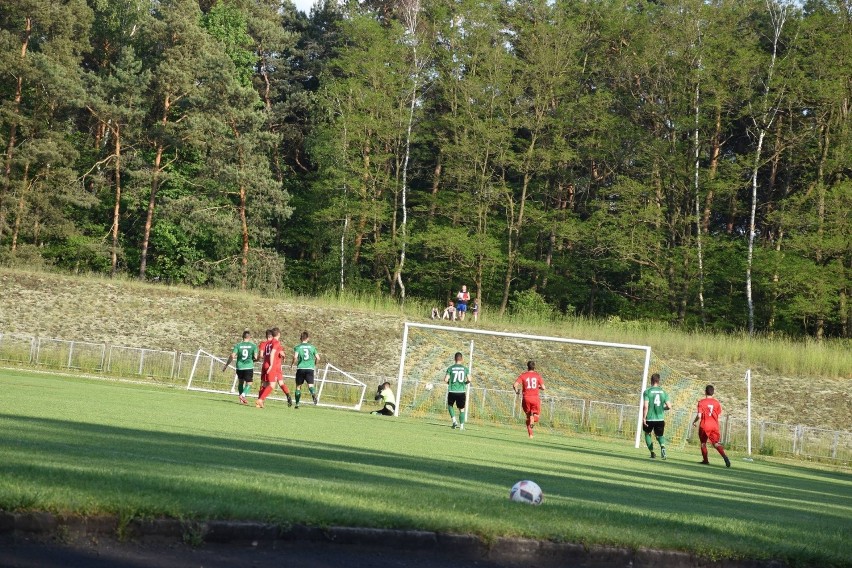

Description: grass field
[1,369,849,567]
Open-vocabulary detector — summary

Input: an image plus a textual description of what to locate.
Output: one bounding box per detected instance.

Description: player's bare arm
[223,354,234,372]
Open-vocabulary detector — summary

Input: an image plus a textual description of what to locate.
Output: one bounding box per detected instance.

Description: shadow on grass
[0,413,848,567]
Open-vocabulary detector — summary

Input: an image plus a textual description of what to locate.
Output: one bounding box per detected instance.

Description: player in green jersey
[223,330,259,404]
[443,352,471,430]
[642,373,672,459]
[290,330,321,408]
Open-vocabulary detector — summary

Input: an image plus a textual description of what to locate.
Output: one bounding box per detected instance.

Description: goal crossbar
[396,322,652,447]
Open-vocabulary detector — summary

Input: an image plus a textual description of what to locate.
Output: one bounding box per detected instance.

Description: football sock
[658,435,666,447]
[279,382,290,395]
[701,444,709,461]
[459,410,465,425]
[260,385,272,400]
[309,386,316,396]
[243,384,251,396]
[295,389,301,405]
[448,407,456,421]
[715,443,727,457]
[238,380,245,395]
[644,433,653,451]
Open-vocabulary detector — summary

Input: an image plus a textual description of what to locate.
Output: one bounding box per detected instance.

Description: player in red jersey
[692,384,731,467]
[256,328,292,408]
[513,361,545,438]
[271,328,292,406]
[258,329,273,384]
[256,327,293,408]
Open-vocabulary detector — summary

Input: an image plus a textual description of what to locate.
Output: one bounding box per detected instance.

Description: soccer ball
[509,480,543,505]
[424,382,434,391]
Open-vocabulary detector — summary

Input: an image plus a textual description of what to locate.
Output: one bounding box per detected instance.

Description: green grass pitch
[1,368,849,567]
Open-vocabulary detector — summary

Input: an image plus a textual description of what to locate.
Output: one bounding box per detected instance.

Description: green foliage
[509,288,555,321]
[202,1,257,88]
[0,0,850,338]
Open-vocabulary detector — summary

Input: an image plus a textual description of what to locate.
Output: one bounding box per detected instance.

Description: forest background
[1,0,850,339]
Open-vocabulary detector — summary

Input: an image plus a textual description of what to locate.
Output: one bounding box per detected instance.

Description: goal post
[315,363,368,411]
[187,349,238,394]
[396,322,652,447]
[186,349,367,410]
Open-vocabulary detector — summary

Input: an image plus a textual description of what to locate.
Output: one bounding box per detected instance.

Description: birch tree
[746,0,790,334]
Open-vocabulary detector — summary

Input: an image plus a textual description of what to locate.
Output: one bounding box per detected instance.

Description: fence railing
[1,331,848,463]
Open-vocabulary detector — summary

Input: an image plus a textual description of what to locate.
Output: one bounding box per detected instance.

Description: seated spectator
[442,301,456,320]
[431,307,440,319]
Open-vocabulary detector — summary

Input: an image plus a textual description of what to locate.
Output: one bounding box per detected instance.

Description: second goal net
[186,349,367,411]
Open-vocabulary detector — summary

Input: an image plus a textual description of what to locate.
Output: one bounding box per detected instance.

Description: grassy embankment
[0,267,849,430]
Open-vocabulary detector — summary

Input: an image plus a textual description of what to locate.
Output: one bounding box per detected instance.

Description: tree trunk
[393,68,418,304]
[746,128,765,335]
[111,124,122,277]
[239,181,249,290]
[140,143,164,279]
[767,228,783,334]
[703,103,721,233]
[11,162,30,252]
[428,152,441,218]
[814,121,830,340]
[692,45,706,325]
[747,0,787,335]
[140,96,171,280]
[500,170,530,314]
[1,16,31,243]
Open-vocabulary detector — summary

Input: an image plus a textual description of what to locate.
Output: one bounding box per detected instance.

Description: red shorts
[266,368,282,383]
[522,398,541,416]
[698,427,720,445]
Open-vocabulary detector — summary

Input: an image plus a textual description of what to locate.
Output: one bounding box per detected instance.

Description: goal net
[395,323,699,446]
[186,349,367,411]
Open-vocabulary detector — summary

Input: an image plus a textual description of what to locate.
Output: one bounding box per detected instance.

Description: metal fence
[0,331,848,463]
[0,332,187,385]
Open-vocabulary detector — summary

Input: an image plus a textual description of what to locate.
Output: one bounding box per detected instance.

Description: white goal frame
[187,349,237,394]
[186,349,367,411]
[316,363,368,411]
[396,322,652,448]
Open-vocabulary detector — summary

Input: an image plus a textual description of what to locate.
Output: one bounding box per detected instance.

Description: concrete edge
[0,511,788,568]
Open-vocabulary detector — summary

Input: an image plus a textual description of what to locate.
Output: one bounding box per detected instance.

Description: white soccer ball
[509,480,543,505]
[424,382,434,391]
